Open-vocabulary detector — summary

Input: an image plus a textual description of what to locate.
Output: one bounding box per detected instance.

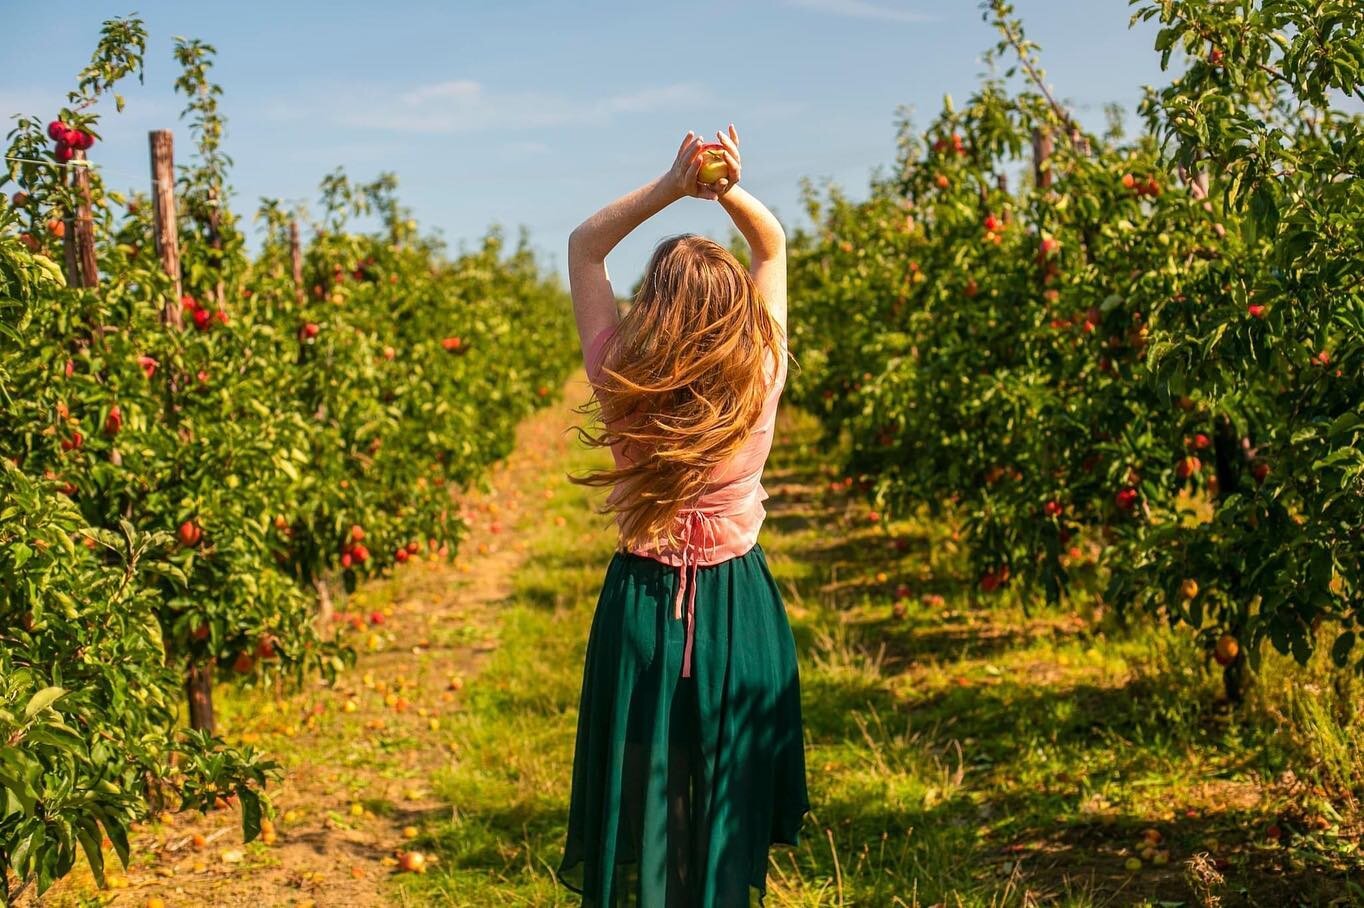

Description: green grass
[397,406,1364,907]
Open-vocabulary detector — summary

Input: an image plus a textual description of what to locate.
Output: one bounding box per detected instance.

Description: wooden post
[207,185,225,306]
[1032,126,1054,190]
[62,211,79,287]
[149,130,183,326]
[71,150,99,288]
[185,660,216,733]
[289,219,304,304]
[61,155,79,288]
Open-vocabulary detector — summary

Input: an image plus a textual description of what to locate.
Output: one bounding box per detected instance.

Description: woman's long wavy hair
[569,233,786,554]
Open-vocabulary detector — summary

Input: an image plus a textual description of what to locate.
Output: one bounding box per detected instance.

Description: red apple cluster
[47,119,95,163]
[979,564,1010,592]
[341,524,369,568]
[1120,172,1161,197]
[181,294,227,331]
[931,132,965,156]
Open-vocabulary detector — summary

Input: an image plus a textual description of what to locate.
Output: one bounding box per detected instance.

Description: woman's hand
[667,131,720,201]
[705,124,741,198]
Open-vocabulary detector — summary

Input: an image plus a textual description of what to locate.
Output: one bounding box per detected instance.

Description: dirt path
[40,370,592,908]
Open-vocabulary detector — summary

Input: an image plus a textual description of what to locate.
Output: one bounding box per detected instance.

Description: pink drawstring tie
[674,509,719,678]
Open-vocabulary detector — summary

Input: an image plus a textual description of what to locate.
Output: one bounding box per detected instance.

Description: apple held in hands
[697,143,729,185]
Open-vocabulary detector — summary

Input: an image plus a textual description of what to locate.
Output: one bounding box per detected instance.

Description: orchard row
[786,0,1362,697]
[0,20,576,902]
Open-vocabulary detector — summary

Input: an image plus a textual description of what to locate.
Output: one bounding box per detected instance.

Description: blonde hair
[569,234,786,553]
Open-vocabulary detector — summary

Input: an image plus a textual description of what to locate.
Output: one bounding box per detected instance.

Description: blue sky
[5,1,1171,288]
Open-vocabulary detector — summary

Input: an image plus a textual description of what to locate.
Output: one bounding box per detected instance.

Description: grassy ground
[40,372,1364,907]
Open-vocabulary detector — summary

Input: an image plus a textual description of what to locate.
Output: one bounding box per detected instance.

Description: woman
[557,125,810,907]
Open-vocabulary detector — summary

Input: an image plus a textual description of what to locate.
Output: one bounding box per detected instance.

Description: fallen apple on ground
[397,850,427,873]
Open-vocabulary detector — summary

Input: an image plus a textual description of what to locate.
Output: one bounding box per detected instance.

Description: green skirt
[557,543,810,907]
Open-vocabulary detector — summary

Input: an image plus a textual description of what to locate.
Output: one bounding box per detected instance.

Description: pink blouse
[583,323,788,677]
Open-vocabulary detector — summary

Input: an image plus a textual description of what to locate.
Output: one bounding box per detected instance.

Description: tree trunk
[1223,651,1250,704]
[185,660,216,733]
[1032,126,1054,190]
[315,575,334,625]
[207,185,225,306]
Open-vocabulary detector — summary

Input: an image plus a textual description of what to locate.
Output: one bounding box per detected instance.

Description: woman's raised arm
[567,132,716,349]
[709,126,787,332]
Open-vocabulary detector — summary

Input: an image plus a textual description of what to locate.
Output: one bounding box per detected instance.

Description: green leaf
[1331,631,1355,668]
[23,686,66,719]
[11,541,33,568]
[241,789,262,841]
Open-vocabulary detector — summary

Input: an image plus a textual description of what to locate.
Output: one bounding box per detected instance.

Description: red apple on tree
[1175,456,1201,479]
[104,405,122,436]
[178,520,202,547]
[1213,633,1239,666]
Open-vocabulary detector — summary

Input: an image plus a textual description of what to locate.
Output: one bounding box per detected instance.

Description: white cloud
[325,80,710,135]
[785,0,937,24]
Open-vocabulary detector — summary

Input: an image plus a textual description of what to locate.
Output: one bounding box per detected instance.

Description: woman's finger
[674,130,696,161]
[722,149,741,181]
[729,123,740,147]
[684,136,705,167]
[683,153,703,188]
[716,129,739,158]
